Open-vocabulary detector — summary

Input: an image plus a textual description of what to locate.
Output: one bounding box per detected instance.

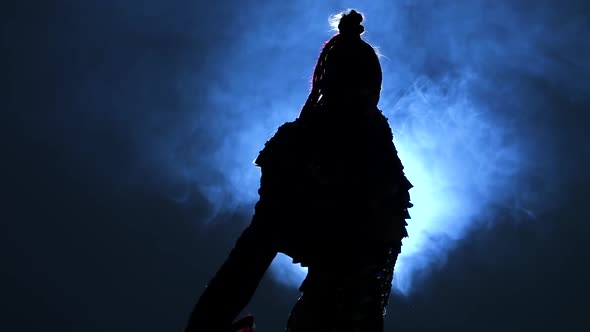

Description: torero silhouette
[185,9,413,332]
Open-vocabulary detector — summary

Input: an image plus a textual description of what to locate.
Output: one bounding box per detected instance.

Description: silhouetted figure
[185,9,412,332]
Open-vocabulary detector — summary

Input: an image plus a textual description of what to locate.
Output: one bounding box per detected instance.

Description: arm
[185,224,277,332]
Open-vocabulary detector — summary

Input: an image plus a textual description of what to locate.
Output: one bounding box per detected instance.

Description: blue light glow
[153,1,575,295]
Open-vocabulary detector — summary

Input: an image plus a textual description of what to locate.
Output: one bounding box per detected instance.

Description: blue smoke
[64,0,588,295]
[173,1,579,294]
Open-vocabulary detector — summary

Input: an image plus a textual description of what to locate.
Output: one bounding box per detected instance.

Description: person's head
[310,9,382,108]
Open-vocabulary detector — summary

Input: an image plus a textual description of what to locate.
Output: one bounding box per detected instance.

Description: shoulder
[254,120,311,167]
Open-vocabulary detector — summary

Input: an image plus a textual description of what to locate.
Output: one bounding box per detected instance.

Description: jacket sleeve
[185,224,277,332]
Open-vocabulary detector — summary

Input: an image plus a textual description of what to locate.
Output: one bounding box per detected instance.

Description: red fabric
[235,327,254,332]
[232,315,255,332]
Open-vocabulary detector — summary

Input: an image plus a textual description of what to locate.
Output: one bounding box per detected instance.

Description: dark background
[3,1,589,331]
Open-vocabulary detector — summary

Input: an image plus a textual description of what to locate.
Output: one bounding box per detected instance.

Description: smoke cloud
[166,0,587,294]
[47,0,589,295]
